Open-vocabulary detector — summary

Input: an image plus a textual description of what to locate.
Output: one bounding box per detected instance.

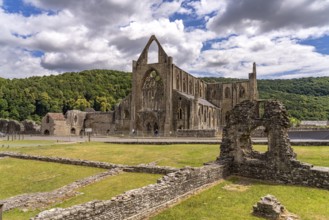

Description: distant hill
[0,70,131,122]
[203,77,329,120]
[0,70,328,122]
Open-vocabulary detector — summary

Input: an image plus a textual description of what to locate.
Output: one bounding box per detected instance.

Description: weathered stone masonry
[0,169,122,211]
[218,100,329,189]
[31,165,227,220]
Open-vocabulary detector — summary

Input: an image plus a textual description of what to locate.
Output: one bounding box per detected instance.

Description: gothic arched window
[239,86,245,98]
[142,71,164,110]
[225,87,231,99]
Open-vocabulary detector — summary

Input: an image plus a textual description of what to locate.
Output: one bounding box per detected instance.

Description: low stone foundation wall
[176,129,216,137]
[233,159,329,190]
[0,152,177,175]
[0,169,122,211]
[32,164,228,220]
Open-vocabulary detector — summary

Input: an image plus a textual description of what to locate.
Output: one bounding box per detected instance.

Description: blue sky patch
[12,32,33,39]
[300,35,329,55]
[2,0,56,17]
[23,49,44,57]
[201,35,238,51]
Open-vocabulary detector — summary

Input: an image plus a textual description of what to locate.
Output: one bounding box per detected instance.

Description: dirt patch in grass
[222,179,251,192]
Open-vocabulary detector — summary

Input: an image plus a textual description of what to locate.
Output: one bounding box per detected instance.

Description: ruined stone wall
[131,35,173,135]
[115,94,132,131]
[65,110,87,136]
[206,83,222,107]
[84,112,115,135]
[0,119,23,134]
[172,91,192,130]
[233,159,329,189]
[21,120,40,134]
[173,66,206,98]
[219,100,329,190]
[32,164,227,220]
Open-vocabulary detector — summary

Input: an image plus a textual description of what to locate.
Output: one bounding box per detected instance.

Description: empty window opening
[239,86,245,98]
[257,102,265,118]
[179,108,183,120]
[225,87,231,99]
[147,41,159,64]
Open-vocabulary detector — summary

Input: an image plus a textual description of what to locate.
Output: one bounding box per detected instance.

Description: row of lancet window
[176,74,205,97]
[224,86,246,99]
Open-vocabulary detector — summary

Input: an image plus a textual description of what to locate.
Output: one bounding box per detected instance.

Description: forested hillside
[0,70,131,122]
[203,77,329,121]
[0,70,329,122]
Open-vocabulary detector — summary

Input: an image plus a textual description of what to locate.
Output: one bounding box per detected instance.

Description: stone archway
[219,100,296,165]
[71,128,76,135]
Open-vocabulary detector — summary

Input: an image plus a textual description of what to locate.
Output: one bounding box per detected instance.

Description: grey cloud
[27,0,152,33]
[208,0,329,36]
[109,36,147,58]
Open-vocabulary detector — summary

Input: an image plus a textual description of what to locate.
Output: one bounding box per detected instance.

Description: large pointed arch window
[147,41,159,64]
[142,71,164,110]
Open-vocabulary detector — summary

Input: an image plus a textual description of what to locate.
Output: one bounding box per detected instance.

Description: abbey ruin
[41,35,258,136]
[1,99,328,220]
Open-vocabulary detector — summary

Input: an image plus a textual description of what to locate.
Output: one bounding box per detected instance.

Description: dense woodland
[0,70,131,122]
[1,70,329,123]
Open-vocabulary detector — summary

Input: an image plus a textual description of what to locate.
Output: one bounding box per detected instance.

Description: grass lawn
[0,158,104,199]
[0,141,328,219]
[152,176,329,220]
[4,172,162,220]
[254,145,329,167]
[0,141,220,167]
[1,141,329,167]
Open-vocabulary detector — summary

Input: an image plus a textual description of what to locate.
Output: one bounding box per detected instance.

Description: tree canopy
[1,70,329,122]
[0,69,131,122]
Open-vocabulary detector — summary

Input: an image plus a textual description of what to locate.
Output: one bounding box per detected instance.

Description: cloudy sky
[1,0,329,79]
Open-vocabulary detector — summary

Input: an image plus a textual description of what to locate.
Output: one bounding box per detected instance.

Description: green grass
[0,158,104,199]
[152,176,329,220]
[0,141,328,219]
[254,145,329,167]
[4,172,162,220]
[1,141,328,168]
[0,142,220,167]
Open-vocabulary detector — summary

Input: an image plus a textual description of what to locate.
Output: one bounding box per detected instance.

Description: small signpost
[85,128,92,142]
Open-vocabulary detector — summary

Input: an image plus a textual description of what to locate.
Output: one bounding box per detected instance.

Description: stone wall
[0,152,178,175]
[233,159,329,189]
[84,112,115,135]
[0,119,39,134]
[0,119,23,134]
[176,129,216,137]
[0,169,122,211]
[21,120,40,134]
[218,100,329,190]
[32,164,227,220]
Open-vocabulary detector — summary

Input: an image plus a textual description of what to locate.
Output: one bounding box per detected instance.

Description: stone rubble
[253,194,299,220]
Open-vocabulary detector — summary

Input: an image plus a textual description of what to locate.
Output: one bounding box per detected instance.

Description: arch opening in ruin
[147,41,159,64]
[219,100,296,165]
[71,128,76,135]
